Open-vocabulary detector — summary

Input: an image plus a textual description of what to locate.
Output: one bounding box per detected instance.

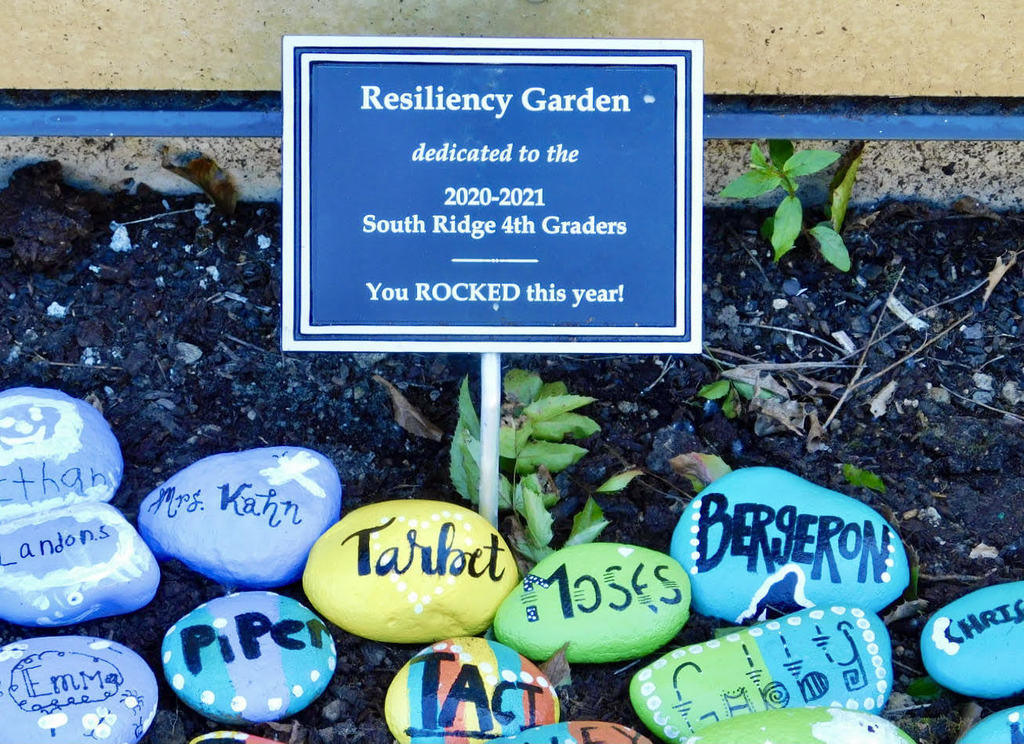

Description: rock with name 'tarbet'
[494,543,690,663]
[162,591,336,724]
[0,635,158,744]
[385,637,559,744]
[630,606,892,740]
[670,467,909,623]
[679,708,916,744]
[303,499,519,643]
[0,501,159,626]
[0,387,123,517]
[959,704,1024,744]
[490,722,654,743]
[139,446,342,587]
[921,581,1024,698]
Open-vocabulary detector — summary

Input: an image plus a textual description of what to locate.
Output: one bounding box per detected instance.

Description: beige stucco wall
[3,0,1021,96]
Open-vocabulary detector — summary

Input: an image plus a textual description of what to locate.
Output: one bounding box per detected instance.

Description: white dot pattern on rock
[231,696,247,712]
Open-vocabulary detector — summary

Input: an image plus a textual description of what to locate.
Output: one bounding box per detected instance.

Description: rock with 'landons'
[139,446,341,587]
[670,467,908,623]
[679,708,916,744]
[959,704,1024,744]
[489,722,653,743]
[0,386,122,517]
[921,580,1024,698]
[630,605,892,740]
[494,542,690,663]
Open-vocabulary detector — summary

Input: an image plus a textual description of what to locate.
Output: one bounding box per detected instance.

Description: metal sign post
[478,352,502,527]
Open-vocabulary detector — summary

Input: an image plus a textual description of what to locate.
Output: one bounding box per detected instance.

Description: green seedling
[698,378,775,420]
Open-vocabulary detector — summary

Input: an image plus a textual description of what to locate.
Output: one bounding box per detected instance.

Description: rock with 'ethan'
[630,605,892,740]
[678,708,916,744]
[921,581,1024,698]
[138,446,342,587]
[670,467,908,623]
[303,499,518,643]
[490,722,653,743]
[494,543,690,663]
[958,704,1024,744]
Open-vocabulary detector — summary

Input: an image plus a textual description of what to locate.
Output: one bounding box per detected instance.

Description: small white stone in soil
[46,301,67,318]
[110,224,133,252]
[257,234,272,250]
[205,265,220,282]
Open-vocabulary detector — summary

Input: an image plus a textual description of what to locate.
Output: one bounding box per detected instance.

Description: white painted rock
[139,446,342,587]
[0,387,122,517]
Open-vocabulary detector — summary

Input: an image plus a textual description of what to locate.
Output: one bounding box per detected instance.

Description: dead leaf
[373,375,443,441]
[869,379,898,418]
[982,250,1020,306]
[845,210,879,231]
[805,408,828,453]
[721,367,789,398]
[539,642,572,689]
[957,701,985,743]
[535,465,559,499]
[969,542,999,559]
[669,452,733,491]
[751,398,806,436]
[882,598,928,625]
[161,147,238,215]
[953,196,1002,221]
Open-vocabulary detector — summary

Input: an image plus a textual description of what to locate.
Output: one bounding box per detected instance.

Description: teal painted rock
[921,581,1024,698]
[670,467,908,623]
[490,722,654,743]
[679,708,916,744]
[959,705,1024,744]
[494,543,691,662]
[162,592,335,724]
[630,606,892,740]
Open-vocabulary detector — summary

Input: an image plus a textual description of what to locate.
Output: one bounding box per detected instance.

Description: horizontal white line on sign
[450,258,539,264]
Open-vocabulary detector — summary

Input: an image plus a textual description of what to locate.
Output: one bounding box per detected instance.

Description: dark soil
[1,160,1023,744]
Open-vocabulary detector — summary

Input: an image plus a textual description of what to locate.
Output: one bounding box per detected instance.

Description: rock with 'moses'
[138,446,341,587]
[0,387,122,517]
[959,704,1024,744]
[303,499,518,642]
[490,722,653,743]
[385,636,559,744]
[494,543,690,662]
[630,606,892,741]
[679,708,916,744]
[671,467,909,623]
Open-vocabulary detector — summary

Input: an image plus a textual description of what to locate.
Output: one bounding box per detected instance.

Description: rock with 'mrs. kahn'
[678,708,916,744]
[670,467,909,623]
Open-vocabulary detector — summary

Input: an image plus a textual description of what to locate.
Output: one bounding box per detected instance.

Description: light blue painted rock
[490,722,654,743]
[959,705,1024,744]
[139,447,341,587]
[162,591,336,724]
[0,635,158,744]
[630,606,892,740]
[0,387,122,517]
[0,501,159,626]
[921,581,1024,698]
[671,467,908,623]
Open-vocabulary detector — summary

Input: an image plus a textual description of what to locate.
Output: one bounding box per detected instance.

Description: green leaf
[449,424,480,504]
[731,381,776,400]
[504,369,542,406]
[596,468,644,493]
[519,472,558,508]
[768,139,794,169]
[907,675,945,700]
[522,487,554,549]
[750,142,769,169]
[782,149,841,177]
[523,394,595,422]
[669,452,733,491]
[810,224,851,272]
[513,537,554,564]
[842,463,887,493]
[829,143,864,233]
[759,215,774,242]
[515,441,588,474]
[698,379,732,400]
[771,196,803,261]
[719,171,783,200]
[457,376,480,438]
[499,421,533,458]
[721,386,741,419]
[531,412,600,442]
[566,497,610,546]
[498,475,512,510]
[537,381,568,399]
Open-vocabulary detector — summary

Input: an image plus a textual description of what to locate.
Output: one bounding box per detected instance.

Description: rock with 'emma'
[678,708,916,744]
[302,499,518,643]
[958,704,1024,744]
[630,605,892,741]
[138,446,341,587]
[921,581,1024,698]
[489,722,653,743]
[670,467,908,623]
[384,636,559,744]
[494,543,690,663]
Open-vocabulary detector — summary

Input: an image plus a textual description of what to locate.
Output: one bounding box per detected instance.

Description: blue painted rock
[630,606,892,740]
[671,467,908,623]
[679,708,916,744]
[0,635,158,744]
[959,705,1024,744]
[384,636,560,744]
[303,500,519,643]
[162,591,335,724]
[189,734,282,744]
[0,501,159,626]
[0,387,122,517]
[139,446,342,587]
[494,543,691,662]
[921,581,1024,698]
[490,722,653,743]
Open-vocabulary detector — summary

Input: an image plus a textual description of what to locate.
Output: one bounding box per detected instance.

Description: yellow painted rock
[302,500,518,642]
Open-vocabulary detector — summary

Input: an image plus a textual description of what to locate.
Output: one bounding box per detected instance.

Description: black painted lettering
[182,624,217,674]
[604,566,632,612]
[574,574,601,613]
[771,505,798,566]
[306,618,329,648]
[408,651,456,732]
[696,492,731,571]
[837,522,862,560]
[270,619,306,650]
[811,515,844,583]
[492,680,542,727]
[790,513,818,564]
[236,612,273,660]
[40,462,58,495]
[440,665,493,731]
[341,519,395,575]
[957,613,986,641]
[654,564,683,606]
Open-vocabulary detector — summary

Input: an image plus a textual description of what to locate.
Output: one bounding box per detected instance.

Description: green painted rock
[494,543,691,663]
[680,708,916,744]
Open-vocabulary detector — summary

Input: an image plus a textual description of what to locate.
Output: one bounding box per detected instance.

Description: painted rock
[679,708,916,744]
[0,386,122,517]
[921,581,1024,698]
[0,635,158,744]
[162,591,335,724]
[303,499,519,643]
[0,501,159,626]
[959,704,1024,744]
[384,636,559,744]
[139,446,342,587]
[490,722,653,743]
[630,606,892,740]
[671,467,908,623]
[494,543,690,663]
[189,734,282,744]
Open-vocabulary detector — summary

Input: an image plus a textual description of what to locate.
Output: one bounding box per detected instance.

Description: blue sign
[283,37,702,352]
